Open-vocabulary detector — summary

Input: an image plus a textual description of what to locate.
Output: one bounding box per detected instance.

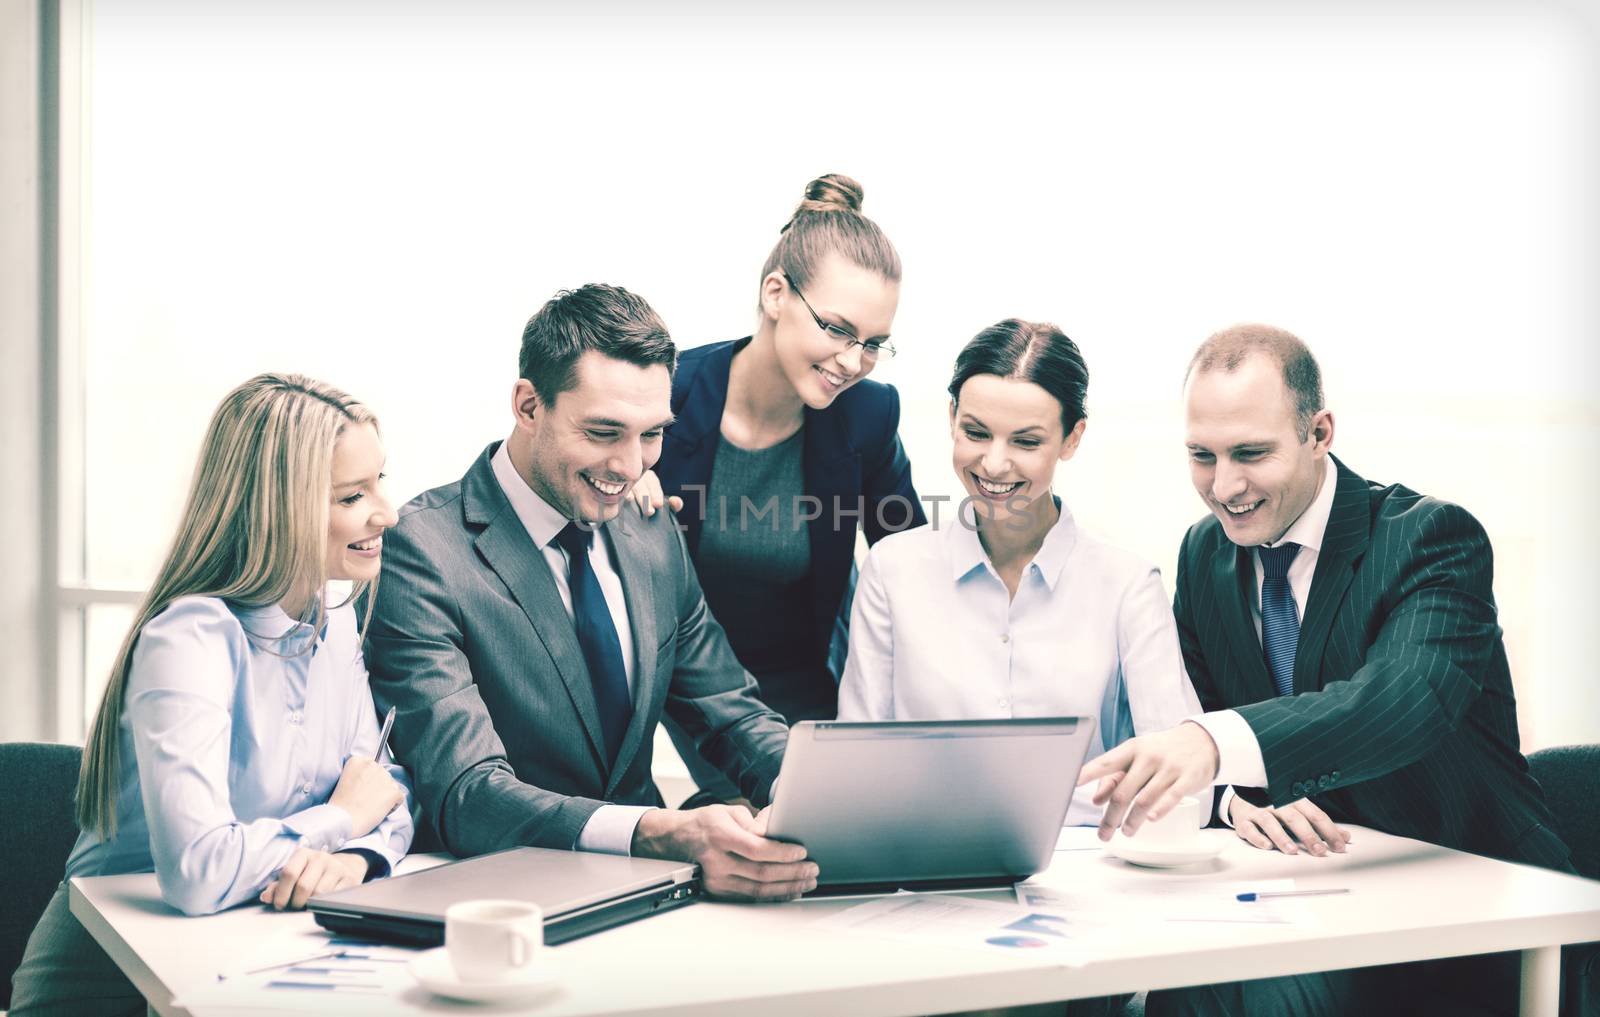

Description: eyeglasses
[784,273,897,361]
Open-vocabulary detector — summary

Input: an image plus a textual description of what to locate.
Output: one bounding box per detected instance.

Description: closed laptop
[308,846,699,946]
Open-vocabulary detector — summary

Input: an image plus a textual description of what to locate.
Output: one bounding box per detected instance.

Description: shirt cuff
[1185,711,1268,788]
[341,825,407,879]
[280,803,353,853]
[575,804,654,856]
[1216,786,1239,828]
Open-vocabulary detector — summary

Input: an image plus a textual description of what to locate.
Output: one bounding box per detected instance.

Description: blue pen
[1237,888,1350,902]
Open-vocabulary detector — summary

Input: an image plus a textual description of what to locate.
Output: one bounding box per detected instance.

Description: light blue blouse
[64,595,414,915]
[838,502,1202,825]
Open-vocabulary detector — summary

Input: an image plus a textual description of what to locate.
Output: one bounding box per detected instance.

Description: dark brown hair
[949,319,1090,434]
[760,174,902,289]
[518,284,676,405]
[1186,323,1324,439]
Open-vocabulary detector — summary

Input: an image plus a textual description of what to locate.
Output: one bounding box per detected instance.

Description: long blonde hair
[77,373,378,838]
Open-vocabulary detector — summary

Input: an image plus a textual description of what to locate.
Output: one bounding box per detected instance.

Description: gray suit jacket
[366,442,790,857]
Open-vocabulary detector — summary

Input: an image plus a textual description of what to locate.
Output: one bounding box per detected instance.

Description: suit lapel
[802,405,860,641]
[658,339,743,558]
[601,510,659,795]
[1293,457,1372,694]
[1212,540,1279,704]
[463,452,608,769]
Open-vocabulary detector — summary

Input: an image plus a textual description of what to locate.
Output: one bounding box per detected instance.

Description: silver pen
[374,706,396,763]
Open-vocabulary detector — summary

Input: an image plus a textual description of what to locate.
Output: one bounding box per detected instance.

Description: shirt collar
[945,495,1078,590]
[491,439,571,548]
[229,598,324,652]
[1265,454,1337,553]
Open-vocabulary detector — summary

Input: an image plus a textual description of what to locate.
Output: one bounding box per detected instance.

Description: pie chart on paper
[985,935,1049,948]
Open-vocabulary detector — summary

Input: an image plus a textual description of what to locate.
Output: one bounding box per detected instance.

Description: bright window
[63,2,1599,751]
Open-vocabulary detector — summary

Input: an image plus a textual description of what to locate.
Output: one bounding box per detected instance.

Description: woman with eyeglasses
[10,374,413,1017]
[838,320,1201,829]
[633,174,925,806]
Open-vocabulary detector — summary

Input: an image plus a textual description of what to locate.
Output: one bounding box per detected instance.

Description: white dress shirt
[490,442,650,854]
[1189,455,1338,822]
[838,500,1203,825]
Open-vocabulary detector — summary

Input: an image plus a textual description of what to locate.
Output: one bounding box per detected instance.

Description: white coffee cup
[444,899,543,983]
[1121,795,1203,849]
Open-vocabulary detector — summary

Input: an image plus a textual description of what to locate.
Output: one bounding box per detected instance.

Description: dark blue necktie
[553,522,632,763]
[1259,542,1301,698]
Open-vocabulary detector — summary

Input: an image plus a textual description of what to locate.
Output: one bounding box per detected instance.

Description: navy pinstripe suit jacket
[1175,456,1572,870]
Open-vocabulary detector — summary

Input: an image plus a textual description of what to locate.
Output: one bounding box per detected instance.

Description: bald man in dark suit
[1077,325,1574,1016]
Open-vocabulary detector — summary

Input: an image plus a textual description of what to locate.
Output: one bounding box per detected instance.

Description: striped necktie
[1259,542,1301,698]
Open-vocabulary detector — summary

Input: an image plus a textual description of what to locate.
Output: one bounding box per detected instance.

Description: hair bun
[781,174,864,232]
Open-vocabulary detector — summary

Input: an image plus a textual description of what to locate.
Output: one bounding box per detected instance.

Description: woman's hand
[258,848,368,910]
[628,470,683,518]
[328,755,405,838]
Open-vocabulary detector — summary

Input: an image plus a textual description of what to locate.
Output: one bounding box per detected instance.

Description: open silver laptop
[766,718,1095,895]
[308,846,699,946]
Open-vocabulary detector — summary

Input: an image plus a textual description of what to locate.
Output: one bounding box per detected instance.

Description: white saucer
[1107,830,1228,868]
[408,947,560,1004]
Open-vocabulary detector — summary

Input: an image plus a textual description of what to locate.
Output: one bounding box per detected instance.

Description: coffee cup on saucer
[1127,795,1203,848]
[445,899,544,983]
[1107,796,1225,867]
[409,899,560,1003]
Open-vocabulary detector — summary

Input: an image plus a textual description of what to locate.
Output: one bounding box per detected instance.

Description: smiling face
[516,350,674,525]
[1184,353,1333,546]
[764,253,899,409]
[324,421,397,584]
[950,374,1085,527]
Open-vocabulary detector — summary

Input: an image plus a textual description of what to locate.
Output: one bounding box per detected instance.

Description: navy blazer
[1177,456,1570,871]
[657,338,926,678]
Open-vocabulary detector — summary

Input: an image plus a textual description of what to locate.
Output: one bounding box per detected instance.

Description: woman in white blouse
[838,319,1201,825]
[11,374,414,1017]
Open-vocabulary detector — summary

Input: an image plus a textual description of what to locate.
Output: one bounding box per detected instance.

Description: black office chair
[1528,744,1600,880]
[1527,743,1600,1017]
[0,742,83,1010]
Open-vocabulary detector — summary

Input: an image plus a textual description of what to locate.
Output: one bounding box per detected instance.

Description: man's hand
[1229,796,1352,856]
[632,805,818,901]
[258,848,368,910]
[628,470,683,518]
[1077,721,1221,841]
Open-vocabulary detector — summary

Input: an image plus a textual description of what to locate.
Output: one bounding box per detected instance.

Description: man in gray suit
[366,284,818,900]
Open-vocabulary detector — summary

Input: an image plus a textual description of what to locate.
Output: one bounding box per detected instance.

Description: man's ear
[511,378,541,434]
[1309,409,1335,454]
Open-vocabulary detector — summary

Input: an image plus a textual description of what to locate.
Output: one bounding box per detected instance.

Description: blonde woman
[10,374,413,1017]
[641,174,924,804]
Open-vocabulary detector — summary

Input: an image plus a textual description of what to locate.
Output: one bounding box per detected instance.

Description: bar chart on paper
[171,929,425,1014]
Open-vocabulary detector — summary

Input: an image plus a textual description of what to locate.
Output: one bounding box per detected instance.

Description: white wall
[72,0,1599,747]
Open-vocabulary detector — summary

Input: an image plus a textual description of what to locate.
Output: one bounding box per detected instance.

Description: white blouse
[838,502,1201,825]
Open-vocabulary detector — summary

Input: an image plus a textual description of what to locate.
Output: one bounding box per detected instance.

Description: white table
[70,826,1600,1017]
